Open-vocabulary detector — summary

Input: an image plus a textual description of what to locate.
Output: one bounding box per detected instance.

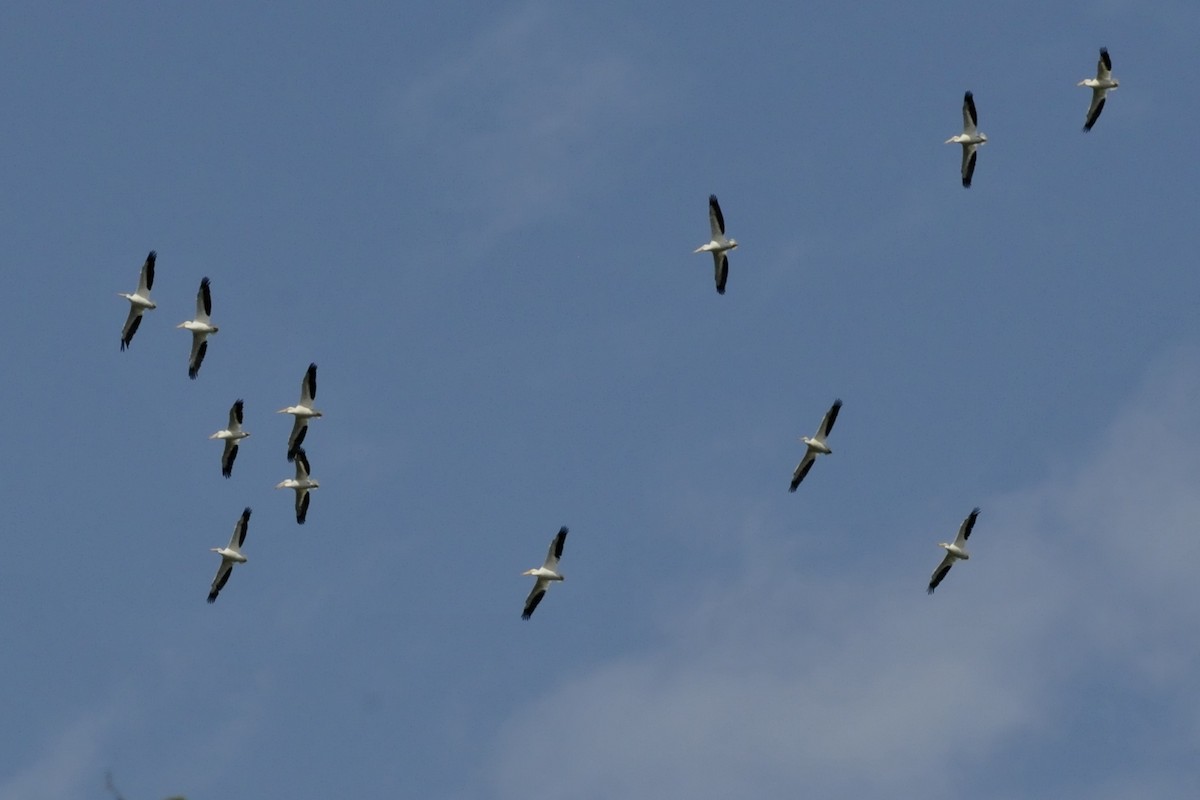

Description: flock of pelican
[682,49,1122,592]
[119,49,1120,611]
[117,257,324,600]
[942,48,1119,189]
[115,253,569,614]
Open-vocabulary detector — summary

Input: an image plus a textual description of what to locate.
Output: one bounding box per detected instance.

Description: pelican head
[522,568,536,576]
[978,133,989,144]
[727,238,738,249]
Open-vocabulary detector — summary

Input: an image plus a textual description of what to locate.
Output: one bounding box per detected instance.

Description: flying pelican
[118,251,157,351]
[694,194,737,295]
[275,447,319,524]
[279,362,321,461]
[522,526,568,619]
[927,507,981,594]
[1079,48,1119,132]
[208,507,251,603]
[945,92,987,188]
[210,399,250,478]
[790,399,842,491]
[178,277,218,379]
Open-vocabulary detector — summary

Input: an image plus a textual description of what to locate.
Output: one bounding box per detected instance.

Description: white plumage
[522,527,568,619]
[927,508,981,594]
[118,251,157,351]
[945,92,987,188]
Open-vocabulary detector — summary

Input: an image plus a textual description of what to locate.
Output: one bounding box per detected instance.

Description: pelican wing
[195,277,213,322]
[207,560,233,603]
[708,194,726,238]
[296,490,311,524]
[294,448,311,480]
[543,527,568,570]
[1097,47,1112,81]
[187,335,208,380]
[714,253,728,295]
[220,441,239,478]
[120,308,143,351]
[961,144,977,188]
[789,452,815,492]
[927,552,956,594]
[522,580,548,620]
[962,91,978,134]
[228,399,245,431]
[301,362,318,406]
[1083,93,1106,132]
[230,507,252,549]
[139,251,156,295]
[955,507,981,546]
[817,399,842,439]
[287,418,308,462]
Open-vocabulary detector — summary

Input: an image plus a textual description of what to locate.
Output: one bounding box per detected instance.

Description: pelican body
[178,277,218,379]
[945,92,987,188]
[522,527,568,619]
[275,447,319,524]
[210,399,250,478]
[279,362,322,461]
[208,507,251,603]
[1079,47,1118,132]
[790,399,842,491]
[927,507,980,594]
[118,250,157,351]
[694,194,738,295]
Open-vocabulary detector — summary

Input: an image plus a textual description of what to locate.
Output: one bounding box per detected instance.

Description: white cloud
[391,4,657,243]
[487,347,1200,799]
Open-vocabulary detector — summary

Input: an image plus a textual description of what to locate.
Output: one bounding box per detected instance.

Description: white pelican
[927,507,980,594]
[694,194,737,295]
[522,526,568,619]
[178,277,218,379]
[210,399,250,478]
[275,447,319,524]
[1079,48,1118,132]
[118,251,157,351]
[208,507,251,603]
[945,92,987,188]
[790,399,842,492]
[279,362,321,461]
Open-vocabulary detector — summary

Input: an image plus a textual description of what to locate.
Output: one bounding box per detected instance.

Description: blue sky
[2,2,1199,798]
